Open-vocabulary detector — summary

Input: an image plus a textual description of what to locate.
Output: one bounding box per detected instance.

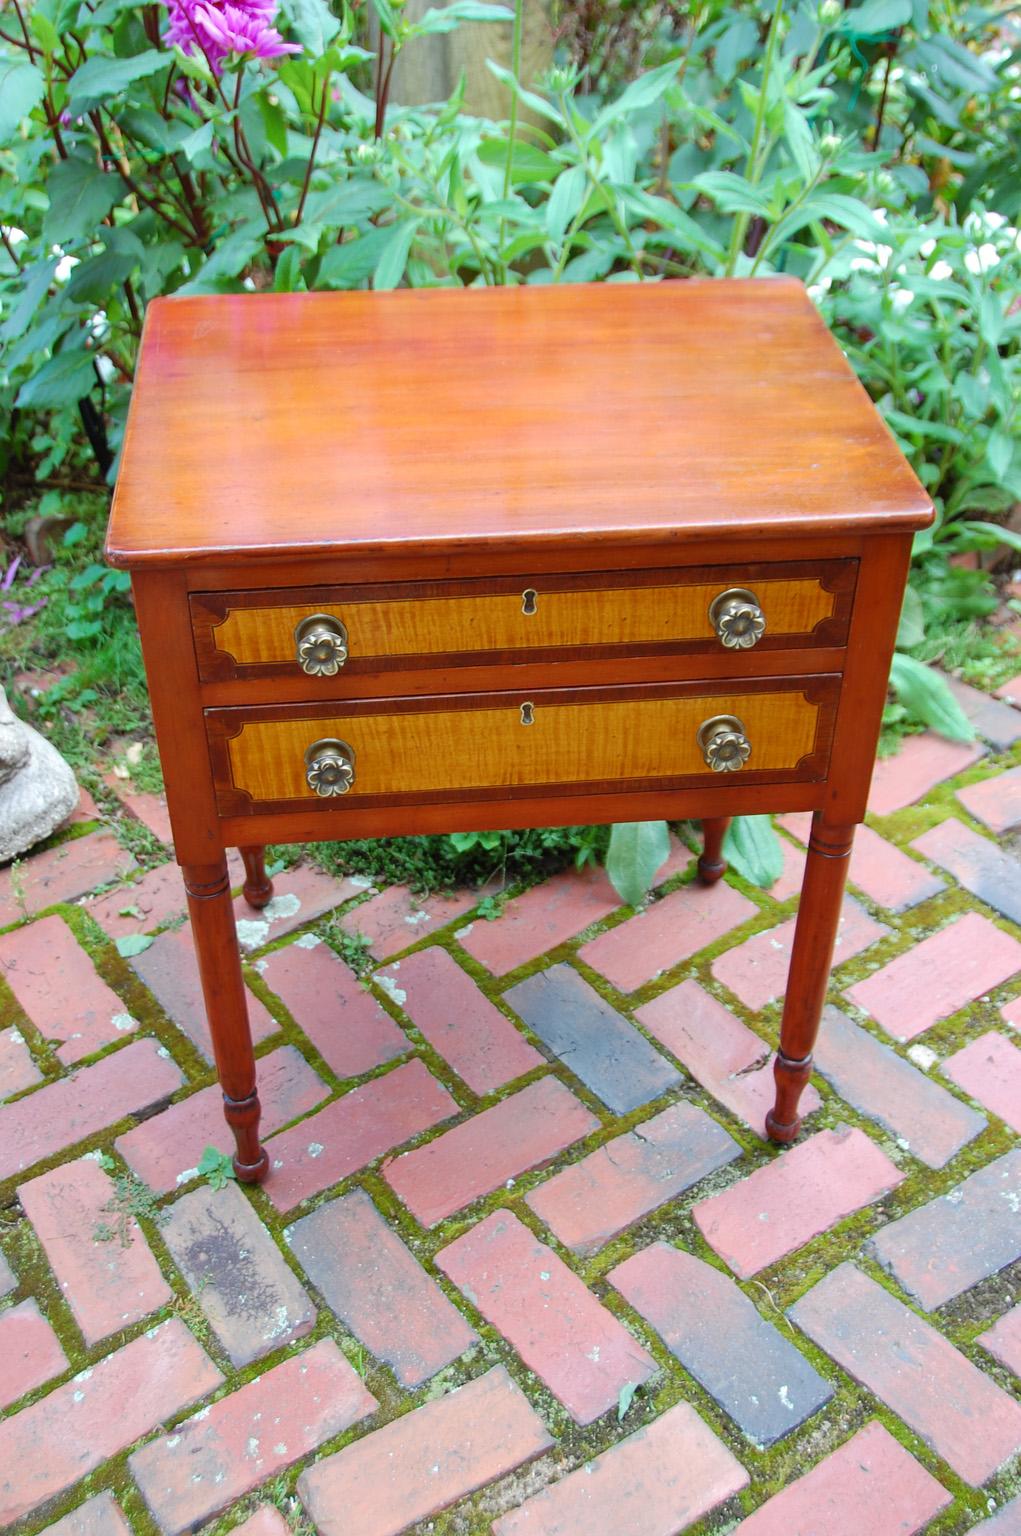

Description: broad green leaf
[279,0,340,53]
[413,0,513,34]
[987,428,1014,483]
[783,100,818,181]
[273,245,306,291]
[883,408,964,445]
[889,654,973,742]
[545,165,586,244]
[477,138,560,184]
[43,156,123,245]
[0,60,44,142]
[624,188,726,261]
[115,933,155,957]
[373,219,419,291]
[178,120,215,164]
[486,60,564,126]
[16,346,96,409]
[196,1144,236,1189]
[65,50,169,113]
[316,226,391,288]
[839,0,910,35]
[175,230,263,294]
[0,256,58,342]
[713,14,759,80]
[591,57,681,133]
[65,249,136,304]
[896,586,925,649]
[722,815,783,889]
[958,521,1021,557]
[913,35,998,94]
[691,170,771,216]
[617,1382,639,1422]
[605,820,670,908]
[30,11,61,51]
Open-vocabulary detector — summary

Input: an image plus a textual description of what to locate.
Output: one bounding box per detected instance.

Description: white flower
[890,286,914,311]
[929,259,953,281]
[920,238,936,257]
[965,243,1000,274]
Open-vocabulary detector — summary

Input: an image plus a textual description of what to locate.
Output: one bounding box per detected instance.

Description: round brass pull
[708,588,766,650]
[294,613,348,676]
[697,714,751,773]
[304,738,355,797]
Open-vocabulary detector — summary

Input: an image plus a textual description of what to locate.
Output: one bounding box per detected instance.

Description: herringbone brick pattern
[1,711,1020,1535]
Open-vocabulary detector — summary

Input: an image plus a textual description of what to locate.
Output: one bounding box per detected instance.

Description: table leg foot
[765,1051,813,1143]
[697,817,731,886]
[224,1088,270,1182]
[239,846,274,910]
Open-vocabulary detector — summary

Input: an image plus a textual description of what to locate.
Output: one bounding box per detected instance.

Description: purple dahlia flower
[163,0,300,74]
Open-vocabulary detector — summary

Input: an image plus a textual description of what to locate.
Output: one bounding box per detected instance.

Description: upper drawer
[191,560,856,684]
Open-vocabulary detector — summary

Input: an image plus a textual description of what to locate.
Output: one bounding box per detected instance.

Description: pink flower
[163,0,300,74]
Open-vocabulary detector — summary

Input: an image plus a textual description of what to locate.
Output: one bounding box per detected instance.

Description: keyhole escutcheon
[520,702,535,725]
[521,588,538,616]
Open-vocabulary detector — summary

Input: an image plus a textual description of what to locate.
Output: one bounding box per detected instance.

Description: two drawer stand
[106,278,932,1182]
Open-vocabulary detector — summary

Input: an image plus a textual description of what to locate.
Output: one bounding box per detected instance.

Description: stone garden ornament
[0,687,79,863]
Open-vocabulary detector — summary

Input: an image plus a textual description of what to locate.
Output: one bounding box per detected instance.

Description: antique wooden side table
[106,278,932,1183]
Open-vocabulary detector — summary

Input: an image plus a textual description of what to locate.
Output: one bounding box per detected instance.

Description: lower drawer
[207,676,840,815]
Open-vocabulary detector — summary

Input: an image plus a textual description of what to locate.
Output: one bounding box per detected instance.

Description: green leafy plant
[196,1144,237,1189]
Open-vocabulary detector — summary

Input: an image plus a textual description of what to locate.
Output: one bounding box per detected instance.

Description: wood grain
[213,678,836,808]
[196,566,846,679]
[106,280,932,570]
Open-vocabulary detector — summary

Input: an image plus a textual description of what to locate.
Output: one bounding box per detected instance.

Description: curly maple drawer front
[191,562,856,683]
[207,676,840,816]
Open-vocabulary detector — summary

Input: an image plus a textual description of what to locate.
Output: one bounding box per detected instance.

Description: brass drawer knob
[295,613,348,676]
[709,587,765,649]
[304,738,355,796]
[698,714,751,773]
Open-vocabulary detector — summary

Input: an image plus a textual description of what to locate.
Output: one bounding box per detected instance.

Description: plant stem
[497,0,525,280]
[295,73,329,227]
[725,0,784,277]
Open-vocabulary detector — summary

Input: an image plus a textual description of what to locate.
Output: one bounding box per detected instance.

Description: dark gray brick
[611,1242,832,1446]
[946,675,1021,751]
[868,1149,1021,1311]
[912,818,1021,927]
[504,963,681,1114]
[814,1005,985,1169]
[161,1181,315,1366]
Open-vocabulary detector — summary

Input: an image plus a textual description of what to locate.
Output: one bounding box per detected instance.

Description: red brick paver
[234,864,363,949]
[130,1339,375,1535]
[958,765,1021,835]
[38,1491,134,1535]
[298,1366,552,1536]
[378,944,543,1092]
[0,1299,68,1409]
[0,1023,42,1098]
[0,830,135,925]
[260,937,409,1080]
[525,1101,739,1255]
[778,815,945,912]
[693,1126,903,1278]
[733,1420,951,1535]
[912,816,1021,926]
[790,1263,1021,1484]
[84,861,185,940]
[103,776,173,845]
[971,1494,1021,1534]
[130,925,277,1062]
[115,1044,328,1192]
[265,1058,458,1211]
[867,732,984,817]
[340,880,482,960]
[436,1210,655,1424]
[635,978,822,1132]
[0,1038,183,1183]
[385,1075,598,1227]
[979,1304,1021,1378]
[0,1318,221,1525]
[0,914,136,1065]
[457,865,619,975]
[492,1400,748,1535]
[18,1156,171,1346]
[713,898,889,1011]
[942,1031,1021,1134]
[845,910,1021,1041]
[578,879,758,993]
[286,1187,478,1387]
[229,1507,291,1536]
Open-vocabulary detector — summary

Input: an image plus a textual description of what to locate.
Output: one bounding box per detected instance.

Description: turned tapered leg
[239,846,274,910]
[698,817,731,885]
[766,814,855,1144]
[183,858,269,1183]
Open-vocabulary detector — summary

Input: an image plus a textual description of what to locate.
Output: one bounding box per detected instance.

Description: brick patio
[1,692,1020,1535]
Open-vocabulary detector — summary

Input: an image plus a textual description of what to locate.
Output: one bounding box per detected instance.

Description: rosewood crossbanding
[106,278,932,1179]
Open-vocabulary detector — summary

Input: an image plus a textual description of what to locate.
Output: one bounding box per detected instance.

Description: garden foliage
[1,0,1019,894]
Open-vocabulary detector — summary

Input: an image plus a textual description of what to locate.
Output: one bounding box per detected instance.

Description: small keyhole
[521,588,538,616]
[520,702,535,725]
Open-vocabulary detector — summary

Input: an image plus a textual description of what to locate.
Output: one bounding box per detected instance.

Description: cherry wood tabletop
[106,278,932,570]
